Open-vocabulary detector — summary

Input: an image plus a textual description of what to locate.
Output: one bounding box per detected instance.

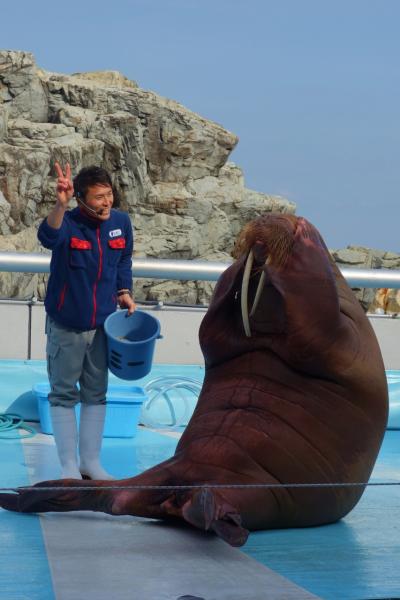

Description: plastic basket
[33,382,147,438]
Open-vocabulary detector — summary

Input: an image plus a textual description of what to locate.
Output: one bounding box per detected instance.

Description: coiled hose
[0,413,36,439]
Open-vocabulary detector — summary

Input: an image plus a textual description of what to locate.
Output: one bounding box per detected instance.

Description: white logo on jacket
[109,229,122,238]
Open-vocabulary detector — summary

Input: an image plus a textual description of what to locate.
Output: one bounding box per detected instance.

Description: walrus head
[232,212,297,267]
[232,213,298,337]
[199,212,373,378]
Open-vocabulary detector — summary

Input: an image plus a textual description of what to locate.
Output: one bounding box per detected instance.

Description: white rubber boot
[79,404,115,480]
[50,405,82,479]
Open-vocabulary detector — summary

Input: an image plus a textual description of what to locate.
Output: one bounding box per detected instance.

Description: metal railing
[0,251,400,287]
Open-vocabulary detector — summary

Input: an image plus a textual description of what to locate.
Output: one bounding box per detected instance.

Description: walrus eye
[241,252,271,337]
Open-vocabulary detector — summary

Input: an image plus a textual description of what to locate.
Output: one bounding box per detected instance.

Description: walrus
[0,214,389,547]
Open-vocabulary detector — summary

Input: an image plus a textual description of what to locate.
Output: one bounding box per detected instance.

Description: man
[38,162,136,480]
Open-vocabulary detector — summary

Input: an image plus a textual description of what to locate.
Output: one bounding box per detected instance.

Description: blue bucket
[104,309,162,380]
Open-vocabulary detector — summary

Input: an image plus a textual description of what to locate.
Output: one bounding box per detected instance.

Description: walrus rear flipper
[181,488,249,547]
[0,479,115,514]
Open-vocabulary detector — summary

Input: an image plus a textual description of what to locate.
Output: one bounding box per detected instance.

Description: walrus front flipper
[181,488,249,547]
[0,491,20,512]
[0,479,115,514]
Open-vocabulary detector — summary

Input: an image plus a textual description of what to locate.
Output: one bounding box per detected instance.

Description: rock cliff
[0,50,399,313]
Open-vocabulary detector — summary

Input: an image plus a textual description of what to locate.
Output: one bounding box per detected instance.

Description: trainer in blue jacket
[37,162,136,481]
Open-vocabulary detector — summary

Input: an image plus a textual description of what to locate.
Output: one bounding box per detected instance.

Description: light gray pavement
[23,429,321,600]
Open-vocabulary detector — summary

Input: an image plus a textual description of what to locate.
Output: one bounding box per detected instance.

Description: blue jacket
[38,208,133,331]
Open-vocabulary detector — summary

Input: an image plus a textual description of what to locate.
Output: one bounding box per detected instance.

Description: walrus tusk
[241,251,254,337]
[249,270,266,317]
[242,253,271,335]
[249,256,271,317]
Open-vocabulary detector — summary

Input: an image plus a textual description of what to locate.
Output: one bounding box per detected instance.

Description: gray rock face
[331,246,400,313]
[0,51,48,122]
[0,105,8,141]
[0,50,398,311]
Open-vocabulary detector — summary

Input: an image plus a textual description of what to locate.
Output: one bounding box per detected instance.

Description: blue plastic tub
[33,382,147,438]
[387,381,400,429]
[104,309,161,380]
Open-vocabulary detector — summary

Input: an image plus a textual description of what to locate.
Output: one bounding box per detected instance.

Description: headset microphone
[75,192,104,216]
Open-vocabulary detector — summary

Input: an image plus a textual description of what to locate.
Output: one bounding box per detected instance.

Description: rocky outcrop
[0,50,398,312]
[331,246,400,313]
[0,50,295,303]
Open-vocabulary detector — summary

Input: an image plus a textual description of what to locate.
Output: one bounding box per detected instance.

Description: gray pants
[46,316,108,407]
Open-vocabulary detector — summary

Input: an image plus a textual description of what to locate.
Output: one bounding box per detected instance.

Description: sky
[2,0,400,252]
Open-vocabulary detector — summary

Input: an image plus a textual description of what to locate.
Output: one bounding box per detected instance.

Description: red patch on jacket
[70,237,92,250]
[108,238,126,249]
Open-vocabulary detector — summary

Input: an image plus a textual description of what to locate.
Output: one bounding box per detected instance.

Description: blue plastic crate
[33,382,147,438]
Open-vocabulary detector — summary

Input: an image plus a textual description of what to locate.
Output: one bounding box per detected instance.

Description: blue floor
[0,427,179,600]
[0,434,54,600]
[0,360,399,600]
[243,430,400,600]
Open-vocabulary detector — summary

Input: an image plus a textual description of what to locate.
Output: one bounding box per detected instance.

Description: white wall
[0,302,29,359]
[30,303,46,359]
[0,301,399,369]
[26,302,206,365]
[369,316,400,370]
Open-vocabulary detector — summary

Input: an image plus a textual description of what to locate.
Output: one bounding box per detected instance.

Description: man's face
[82,184,114,220]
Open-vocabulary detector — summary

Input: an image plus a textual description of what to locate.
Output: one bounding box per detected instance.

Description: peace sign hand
[54,162,74,207]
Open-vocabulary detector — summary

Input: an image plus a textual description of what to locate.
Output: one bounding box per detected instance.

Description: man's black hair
[73,166,116,201]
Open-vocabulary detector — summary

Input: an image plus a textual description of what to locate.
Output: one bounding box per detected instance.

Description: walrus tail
[179,488,249,547]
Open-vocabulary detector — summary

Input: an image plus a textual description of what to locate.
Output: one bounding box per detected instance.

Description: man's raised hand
[55,162,74,207]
